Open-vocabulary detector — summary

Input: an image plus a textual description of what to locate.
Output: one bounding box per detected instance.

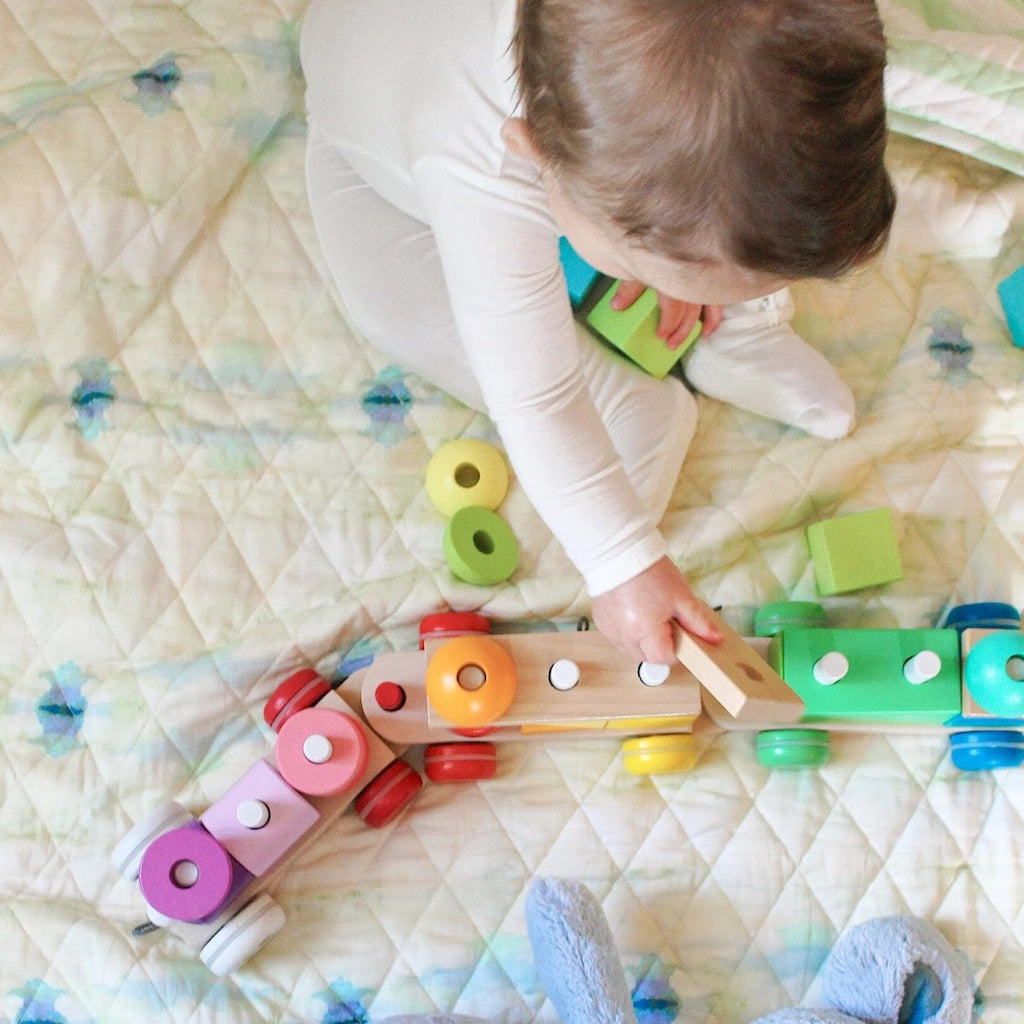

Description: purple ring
[138,822,234,922]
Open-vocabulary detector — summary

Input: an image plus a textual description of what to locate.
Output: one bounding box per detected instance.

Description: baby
[300,0,895,663]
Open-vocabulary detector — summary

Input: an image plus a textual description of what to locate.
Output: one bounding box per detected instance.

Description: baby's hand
[610,280,723,348]
[590,556,722,664]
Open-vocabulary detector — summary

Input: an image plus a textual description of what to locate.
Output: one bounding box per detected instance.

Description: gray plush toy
[379,878,974,1024]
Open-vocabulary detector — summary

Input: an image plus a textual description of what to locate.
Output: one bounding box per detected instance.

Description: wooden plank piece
[674,613,804,722]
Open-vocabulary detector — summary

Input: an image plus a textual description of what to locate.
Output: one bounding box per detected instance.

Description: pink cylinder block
[275,707,369,797]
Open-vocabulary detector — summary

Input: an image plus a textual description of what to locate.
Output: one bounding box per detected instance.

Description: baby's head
[508,0,895,302]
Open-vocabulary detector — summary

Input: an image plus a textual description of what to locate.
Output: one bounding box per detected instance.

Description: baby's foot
[683,289,855,439]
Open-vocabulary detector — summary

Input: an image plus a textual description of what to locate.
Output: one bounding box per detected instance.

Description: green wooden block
[806,508,903,595]
[586,283,701,378]
[767,627,961,723]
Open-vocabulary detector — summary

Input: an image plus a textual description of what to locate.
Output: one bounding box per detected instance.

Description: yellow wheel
[425,635,516,727]
[622,734,699,776]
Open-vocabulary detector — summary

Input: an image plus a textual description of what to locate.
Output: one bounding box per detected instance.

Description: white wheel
[200,894,286,976]
[111,801,193,881]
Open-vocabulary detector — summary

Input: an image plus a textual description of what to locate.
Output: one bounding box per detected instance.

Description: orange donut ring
[425,635,516,727]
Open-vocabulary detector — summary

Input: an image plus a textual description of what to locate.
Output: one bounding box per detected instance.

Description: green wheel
[756,728,830,769]
[754,601,828,637]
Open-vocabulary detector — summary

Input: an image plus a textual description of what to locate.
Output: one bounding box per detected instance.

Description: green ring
[443,506,518,586]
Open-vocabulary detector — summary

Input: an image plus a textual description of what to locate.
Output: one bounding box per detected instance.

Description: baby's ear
[500,118,543,165]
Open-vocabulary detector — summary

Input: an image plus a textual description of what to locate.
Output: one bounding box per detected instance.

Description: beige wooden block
[422,629,702,729]
[674,613,804,722]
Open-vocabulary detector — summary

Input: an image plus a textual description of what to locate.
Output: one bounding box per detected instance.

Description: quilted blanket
[2,1,1023,1022]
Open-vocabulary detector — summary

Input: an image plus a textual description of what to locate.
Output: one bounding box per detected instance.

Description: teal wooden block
[997,265,1024,347]
[586,282,701,378]
[558,238,601,309]
[767,627,962,723]
[807,508,903,595]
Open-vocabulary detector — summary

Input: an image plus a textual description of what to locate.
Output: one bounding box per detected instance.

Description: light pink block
[201,759,319,876]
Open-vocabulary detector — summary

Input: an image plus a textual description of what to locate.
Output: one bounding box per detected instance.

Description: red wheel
[263,668,331,732]
[354,759,423,827]
[419,612,491,649]
[423,742,497,783]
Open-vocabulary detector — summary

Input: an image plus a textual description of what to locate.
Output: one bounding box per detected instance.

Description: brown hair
[513,0,895,278]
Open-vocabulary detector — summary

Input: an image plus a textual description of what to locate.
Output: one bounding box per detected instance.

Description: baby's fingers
[674,594,723,646]
[610,279,646,310]
[638,623,676,666]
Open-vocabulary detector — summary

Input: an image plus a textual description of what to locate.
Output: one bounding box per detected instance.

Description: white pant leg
[572,325,697,519]
[683,288,856,439]
[306,126,697,517]
[306,125,485,408]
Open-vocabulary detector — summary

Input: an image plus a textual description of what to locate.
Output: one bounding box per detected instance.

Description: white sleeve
[415,158,666,595]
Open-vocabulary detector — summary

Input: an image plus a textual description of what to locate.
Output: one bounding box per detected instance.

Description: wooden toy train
[111,600,1024,973]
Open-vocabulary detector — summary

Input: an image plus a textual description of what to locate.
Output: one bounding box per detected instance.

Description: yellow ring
[425,635,517,726]
[426,439,509,517]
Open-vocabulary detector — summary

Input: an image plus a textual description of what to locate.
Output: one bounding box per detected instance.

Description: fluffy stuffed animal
[380,878,974,1024]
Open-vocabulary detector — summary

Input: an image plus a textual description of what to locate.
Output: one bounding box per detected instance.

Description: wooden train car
[110,601,1023,972]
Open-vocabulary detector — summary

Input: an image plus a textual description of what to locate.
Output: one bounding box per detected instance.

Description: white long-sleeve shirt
[300,0,668,595]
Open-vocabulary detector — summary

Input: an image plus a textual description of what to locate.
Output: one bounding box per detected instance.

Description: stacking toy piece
[559,236,602,308]
[138,822,249,923]
[200,759,319,877]
[426,438,509,517]
[427,438,518,585]
[275,707,369,797]
[424,634,516,727]
[443,505,518,585]
[997,265,1024,347]
[806,508,903,595]
[587,284,701,379]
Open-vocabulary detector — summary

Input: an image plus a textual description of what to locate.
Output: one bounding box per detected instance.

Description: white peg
[172,860,200,888]
[236,799,271,830]
[904,650,942,684]
[303,733,334,764]
[813,651,849,686]
[638,662,671,687]
[549,659,581,691]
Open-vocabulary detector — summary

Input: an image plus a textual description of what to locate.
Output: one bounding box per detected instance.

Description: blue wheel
[942,602,1020,632]
[949,730,1024,771]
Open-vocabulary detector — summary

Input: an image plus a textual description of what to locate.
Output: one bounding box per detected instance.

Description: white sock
[683,289,855,439]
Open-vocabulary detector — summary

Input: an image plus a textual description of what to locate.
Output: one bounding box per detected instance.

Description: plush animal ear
[750,1011,864,1024]
[375,1015,489,1024]
[525,878,638,1024]
[822,916,974,1024]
